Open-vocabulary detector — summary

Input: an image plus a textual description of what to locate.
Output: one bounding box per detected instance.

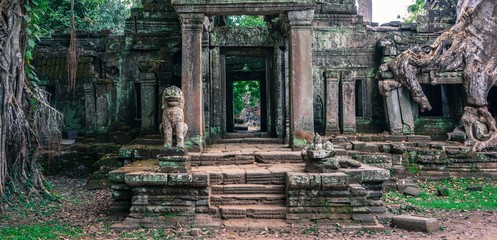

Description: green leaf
[28,39,36,48]
[24,15,32,23]
[26,50,33,60]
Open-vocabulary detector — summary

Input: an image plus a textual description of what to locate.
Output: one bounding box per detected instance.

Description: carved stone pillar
[179,13,205,151]
[274,46,285,139]
[358,0,372,23]
[84,83,96,131]
[325,70,340,135]
[384,87,403,134]
[341,70,356,134]
[288,10,315,149]
[140,73,157,133]
[381,80,416,134]
[398,87,415,134]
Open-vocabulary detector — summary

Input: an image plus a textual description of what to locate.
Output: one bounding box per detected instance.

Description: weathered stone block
[391,215,439,233]
[125,172,168,186]
[168,173,193,186]
[349,184,367,196]
[403,186,421,197]
[321,172,349,189]
[287,172,311,190]
[132,195,148,205]
[108,170,126,182]
[191,173,209,187]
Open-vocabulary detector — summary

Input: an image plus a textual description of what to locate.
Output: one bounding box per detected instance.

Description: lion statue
[160,86,188,148]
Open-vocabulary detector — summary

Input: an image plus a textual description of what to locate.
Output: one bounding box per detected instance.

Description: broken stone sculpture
[302,133,361,172]
[377,0,497,151]
[160,86,188,148]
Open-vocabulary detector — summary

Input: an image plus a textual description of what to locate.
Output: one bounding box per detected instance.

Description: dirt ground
[2,177,497,239]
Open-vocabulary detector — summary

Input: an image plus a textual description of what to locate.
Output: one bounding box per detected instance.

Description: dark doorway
[225,56,267,133]
[488,86,497,118]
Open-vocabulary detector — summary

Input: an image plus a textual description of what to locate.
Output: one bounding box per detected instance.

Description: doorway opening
[225,55,267,134]
[488,86,497,118]
[233,80,261,132]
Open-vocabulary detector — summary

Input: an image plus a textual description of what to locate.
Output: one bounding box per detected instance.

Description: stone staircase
[209,170,287,220]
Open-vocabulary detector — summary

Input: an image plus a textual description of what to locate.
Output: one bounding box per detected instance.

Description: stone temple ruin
[34,0,497,231]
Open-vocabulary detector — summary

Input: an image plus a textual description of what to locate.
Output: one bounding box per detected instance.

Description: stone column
[140,73,157,133]
[274,46,285,139]
[84,83,96,131]
[341,70,356,134]
[398,87,415,134]
[179,13,205,151]
[382,80,403,134]
[209,47,222,140]
[288,10,315,149]
[358,0,372,23]
[325,70,340,135]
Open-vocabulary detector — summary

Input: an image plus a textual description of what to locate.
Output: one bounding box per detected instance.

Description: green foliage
[233,80,260,116]
[384,178,497,211]
[0,222,83,239]
[34,0,136,37]
[226,15,266,27]
[404,0,426,23]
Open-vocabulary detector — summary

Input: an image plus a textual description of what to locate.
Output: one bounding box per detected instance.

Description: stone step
[131,138,164,145]
[210,194,285,206]
[119,145,162,159]
[224,132,271,139]
[216,138,283,144]
[211,184,285,195]
[190,151,302,166]
[219,205,287,219]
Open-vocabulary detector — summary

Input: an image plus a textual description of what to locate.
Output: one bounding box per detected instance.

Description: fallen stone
[190,228,201,236]
[396,179,417,192]
[437,186,450,196]
[391,215,439,233]
[403,186,421,197]
[466,185,483,192]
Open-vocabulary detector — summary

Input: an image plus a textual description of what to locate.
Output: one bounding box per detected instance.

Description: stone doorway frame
[222,50,270,135]
[172,0,316,151]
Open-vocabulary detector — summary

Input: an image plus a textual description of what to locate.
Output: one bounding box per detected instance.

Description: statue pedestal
[305,157,339,173]
[157,148,191,173]
[302,134,361,173]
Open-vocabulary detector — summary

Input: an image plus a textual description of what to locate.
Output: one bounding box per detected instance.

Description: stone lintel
[172,0,315,16]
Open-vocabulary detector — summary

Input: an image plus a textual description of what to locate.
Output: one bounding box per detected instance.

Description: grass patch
[384,177,497,211]
[0,221,83,239]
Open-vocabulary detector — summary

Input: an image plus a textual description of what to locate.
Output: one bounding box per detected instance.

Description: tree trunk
[0,0,63,196]
[456,0,481,20]
[378,0,497,151]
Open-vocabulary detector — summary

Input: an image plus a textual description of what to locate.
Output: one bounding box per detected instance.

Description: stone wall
[32,0,462,141]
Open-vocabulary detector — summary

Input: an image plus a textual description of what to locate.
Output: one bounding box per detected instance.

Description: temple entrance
[223,53,269,136]
[229,80,263,132]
